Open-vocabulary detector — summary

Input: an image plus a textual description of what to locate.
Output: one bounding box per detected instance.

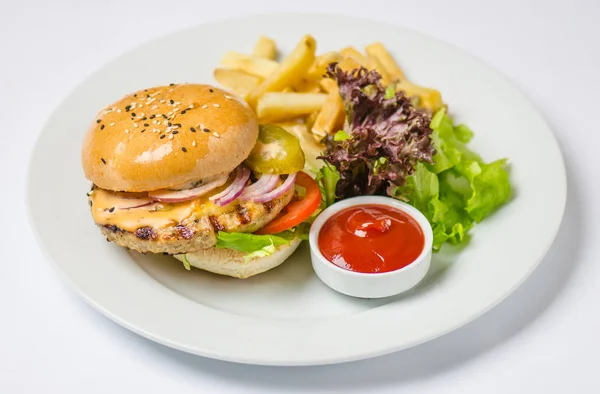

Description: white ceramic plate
[27,14,566,366]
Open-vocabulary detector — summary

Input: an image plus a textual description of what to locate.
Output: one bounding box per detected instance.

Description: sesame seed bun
[81,84,258,192]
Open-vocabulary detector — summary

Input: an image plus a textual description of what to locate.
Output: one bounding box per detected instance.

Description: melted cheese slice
[88,187,236,232]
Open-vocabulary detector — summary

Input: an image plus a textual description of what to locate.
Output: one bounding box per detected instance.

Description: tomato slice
[255,171,321,235]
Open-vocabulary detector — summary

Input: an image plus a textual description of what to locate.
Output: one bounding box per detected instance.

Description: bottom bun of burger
[173,238,302,279]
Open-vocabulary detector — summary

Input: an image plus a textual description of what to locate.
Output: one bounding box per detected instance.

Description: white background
[1,0,599,392]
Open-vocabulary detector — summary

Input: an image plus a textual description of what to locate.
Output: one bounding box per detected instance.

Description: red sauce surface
[318,204,424,273]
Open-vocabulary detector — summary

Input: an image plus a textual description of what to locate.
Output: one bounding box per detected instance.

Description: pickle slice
[245,124,305,174]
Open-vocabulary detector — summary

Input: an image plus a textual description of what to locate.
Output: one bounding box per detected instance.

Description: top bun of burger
[81,84,258,192]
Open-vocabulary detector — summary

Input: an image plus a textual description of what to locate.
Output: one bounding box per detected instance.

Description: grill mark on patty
[175,224,195,240]
[103,224,123,233]
[209,215,225,232]
[263,200,275,213]
[135,226,157,240]
[236,205,251,225]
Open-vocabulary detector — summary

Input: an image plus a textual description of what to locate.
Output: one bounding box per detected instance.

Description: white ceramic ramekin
[309,196,433,298]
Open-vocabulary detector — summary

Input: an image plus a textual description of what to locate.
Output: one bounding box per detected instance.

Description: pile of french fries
[213,35,443,152]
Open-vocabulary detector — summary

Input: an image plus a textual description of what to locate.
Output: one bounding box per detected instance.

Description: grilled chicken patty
[92,187,294,255]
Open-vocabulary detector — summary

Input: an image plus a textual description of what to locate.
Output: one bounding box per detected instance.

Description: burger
[82,84,321,278]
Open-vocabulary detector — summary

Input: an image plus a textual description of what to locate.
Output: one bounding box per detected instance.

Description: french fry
[365,56,392,85]
[293,77,322,93]
[252,36,277,60]
[340,47,367,64]
[305,111,319,131]
[246,35,317,109]
[220,52,279,79]
[256,92,327,121]
[396,81,443,111]
[213,68,262,99]
[312,87,345,141]
[337,57,362,72]
[319,78,337,93]
[307,51,341,81]
[365,42,406,81]
[365,42,443,110]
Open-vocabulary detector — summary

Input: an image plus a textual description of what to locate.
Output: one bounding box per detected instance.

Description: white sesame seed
[159,100,166,103]
[109,122,116,126]
[138,104,143,108]
[225,95,233,99]
[213,104,220,108]
[188,104,193,109]
[168,134,174,140]
[213,132,220,137]
[153,128,158,132]
[131,103,137,109]
[174,101,180,105]
[133,123,139,128]
[147,98,156,104]
[202,104,208,109]
[173,108,180,112]
[152,105,158,110]
[167,111,173,116]
[117,109,122,113]
[125,129,130,134]
[192,141,197,147]
[152,120,158,125]
[150,92,160,97]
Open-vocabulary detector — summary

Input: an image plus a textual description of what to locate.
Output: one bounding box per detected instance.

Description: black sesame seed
[108,207,115,213]
[175,123,182,127]
[162,114,167,119]
[147,94,150,98]
[132,112,136,116]
[172,130,178,135]
[125,105,131,112]
[141,129,145,133]
[142,117,147,120]
[100,124,105,130]
[203,128,210,133]
[181,147,187,152]
[169,99,174,105]
[209,89,214,93]
[150,114,155,119]
[96,119,101,123]
[190,127,196,132]
[169,83,175,86]
[144,89,148,92]
[168,122,172,127]
[134,94,137,97]
[101,158,106,164]
[181,110,187,115]
[143,123,149,127]
[160,135,166,139]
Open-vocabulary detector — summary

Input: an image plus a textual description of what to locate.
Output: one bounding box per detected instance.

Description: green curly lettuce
[214,223,310,262]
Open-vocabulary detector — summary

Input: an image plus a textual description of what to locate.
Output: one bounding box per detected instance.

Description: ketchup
[318,204,424,273]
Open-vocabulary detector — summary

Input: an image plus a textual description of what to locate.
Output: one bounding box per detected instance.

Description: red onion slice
[148,174,229,203]
[117,198,157,210]
[210,166,251,206]
[239,174,280,201]
[250,173,297,203]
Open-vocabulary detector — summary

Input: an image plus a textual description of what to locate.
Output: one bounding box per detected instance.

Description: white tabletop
[2,0,599,392]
